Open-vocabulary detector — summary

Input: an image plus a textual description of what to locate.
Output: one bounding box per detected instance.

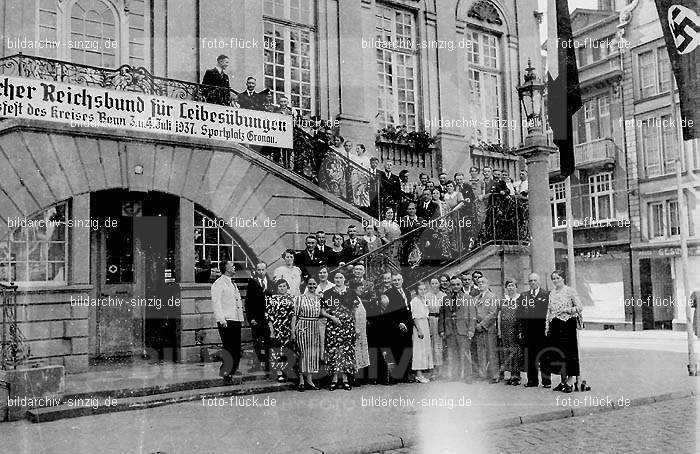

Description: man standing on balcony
[514,169,529,198]
[201,54,231,106]
[368,157,381,216]
[245,262,273,373]
[238,77,263,110]
[211,260,244,382]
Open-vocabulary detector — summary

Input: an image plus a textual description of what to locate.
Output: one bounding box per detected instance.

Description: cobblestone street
[377,396,698,454]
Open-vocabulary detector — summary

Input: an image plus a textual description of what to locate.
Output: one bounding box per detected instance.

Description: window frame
[263,19,316,118]
[638,50,656,99]
[550,181,566,228]
[588,172,614,221]
[466,28,503,144]
[1,202,70,286]
[375,4,419,131]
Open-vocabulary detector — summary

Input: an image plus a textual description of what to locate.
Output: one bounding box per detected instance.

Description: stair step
[62,370,270,401]
[27,380,294,423]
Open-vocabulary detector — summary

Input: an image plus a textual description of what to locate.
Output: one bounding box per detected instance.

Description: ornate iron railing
[0,53,239,105]
[1,282,28,370]
[0,53,381,216]
[331,194,529,288]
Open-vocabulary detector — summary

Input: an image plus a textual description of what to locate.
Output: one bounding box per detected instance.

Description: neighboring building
[618,0,700,331]
[0,0,540,372]
[547,4,634,330]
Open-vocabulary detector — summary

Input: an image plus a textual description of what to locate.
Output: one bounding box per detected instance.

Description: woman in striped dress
[291,277,323,391]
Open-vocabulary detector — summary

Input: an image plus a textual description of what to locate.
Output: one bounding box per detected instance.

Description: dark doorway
[90,190,180,363]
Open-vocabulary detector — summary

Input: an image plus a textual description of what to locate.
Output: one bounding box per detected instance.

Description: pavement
[0,330,698,453]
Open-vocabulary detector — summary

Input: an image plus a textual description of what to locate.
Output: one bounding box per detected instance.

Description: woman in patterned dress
[411,282,433,383]
[266,279,296,382]
[273,249,302,297]
[546,270,583,393]
[500,278,523,385]
[426,277,446,377]
[315,266,334,353]
[320,271,358,390]
[291,276,323,391]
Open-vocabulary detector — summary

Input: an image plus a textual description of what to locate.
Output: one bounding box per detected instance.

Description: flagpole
[565,175,575,289]
[668,67,697,376]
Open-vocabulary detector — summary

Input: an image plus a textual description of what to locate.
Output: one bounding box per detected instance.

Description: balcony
[375,139,438,177]
[549,137,617,176]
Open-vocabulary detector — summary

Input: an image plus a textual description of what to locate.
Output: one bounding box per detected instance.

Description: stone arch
[456,0,517,36]
[0,121,364,271]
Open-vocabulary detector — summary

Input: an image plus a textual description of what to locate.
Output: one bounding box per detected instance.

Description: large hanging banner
[0,76,293,148]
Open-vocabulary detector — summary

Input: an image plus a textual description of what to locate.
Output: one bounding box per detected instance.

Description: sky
[538,0,604,43]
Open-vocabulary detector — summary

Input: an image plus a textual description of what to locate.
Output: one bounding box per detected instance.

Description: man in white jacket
[211,260,244,381]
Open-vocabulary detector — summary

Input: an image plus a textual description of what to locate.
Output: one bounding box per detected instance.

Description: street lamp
[517,59,546,135]
[514,60,556,287]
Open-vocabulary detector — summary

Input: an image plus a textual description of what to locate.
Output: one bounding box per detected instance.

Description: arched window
[462,1,506,144]
[193,207,255,283]
[0,203,68,284]
[36,0,148,68]
[70,0,118,67]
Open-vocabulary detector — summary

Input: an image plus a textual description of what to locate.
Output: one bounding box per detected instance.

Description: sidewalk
[0,332,698,453]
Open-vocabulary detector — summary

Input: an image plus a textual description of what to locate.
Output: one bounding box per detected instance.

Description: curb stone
[317,390,695,454]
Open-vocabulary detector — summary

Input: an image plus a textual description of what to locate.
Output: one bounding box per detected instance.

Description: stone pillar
[516,133,557,289]
[179,198,195,283]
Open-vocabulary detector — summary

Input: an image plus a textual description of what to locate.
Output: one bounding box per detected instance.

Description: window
[264,0,312,24]
[589,172,614,220]
[550,182,566,227]
[657,48,671,93]
[70,0,118,67]
[1,203,68,284]
[668,200,680,236]
[661,114,678,173]
[467,30,502,143]
[641,115,679,177]
[598,96,610,138]
[638,51,656,98]
[36,0,148,68]
[37,0,59,58]
[376,5,417,130]
[649,202,664,238]
[641,119,661,177]
[263,21,315,117]
[193,208,254,283]
[647,199,689,239]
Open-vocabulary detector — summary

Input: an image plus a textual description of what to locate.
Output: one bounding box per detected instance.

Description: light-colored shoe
[416,375,430,384]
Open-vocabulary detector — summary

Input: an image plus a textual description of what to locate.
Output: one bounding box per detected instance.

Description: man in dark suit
[368,157,381,216]
[473,275,499,383]
[366,271,393,384]
[380,161,401,213]
[237,76,263,110]
[516,272,551,388]
[245,261,273,372]
[439,276,476,382]
[416,188,439,221]
[342,225,369,262]
[295,236,324,283]
[201,54,231,105]
[315,230,330,263]
[383,273,413,381]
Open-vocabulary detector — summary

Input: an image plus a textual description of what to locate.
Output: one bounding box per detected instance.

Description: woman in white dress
[273,249,302,297]
[411,282,433,383]
[425,277,446,377]
[349,143,371,207]
[363,224,381,252]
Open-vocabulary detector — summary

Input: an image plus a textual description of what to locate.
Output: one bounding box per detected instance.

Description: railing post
[1,285,6,370]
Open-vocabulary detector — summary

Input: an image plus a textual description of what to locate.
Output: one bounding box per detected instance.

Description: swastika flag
[655,0,700,140]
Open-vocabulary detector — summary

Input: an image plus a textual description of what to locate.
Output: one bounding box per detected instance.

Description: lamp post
[515,61,557,287]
